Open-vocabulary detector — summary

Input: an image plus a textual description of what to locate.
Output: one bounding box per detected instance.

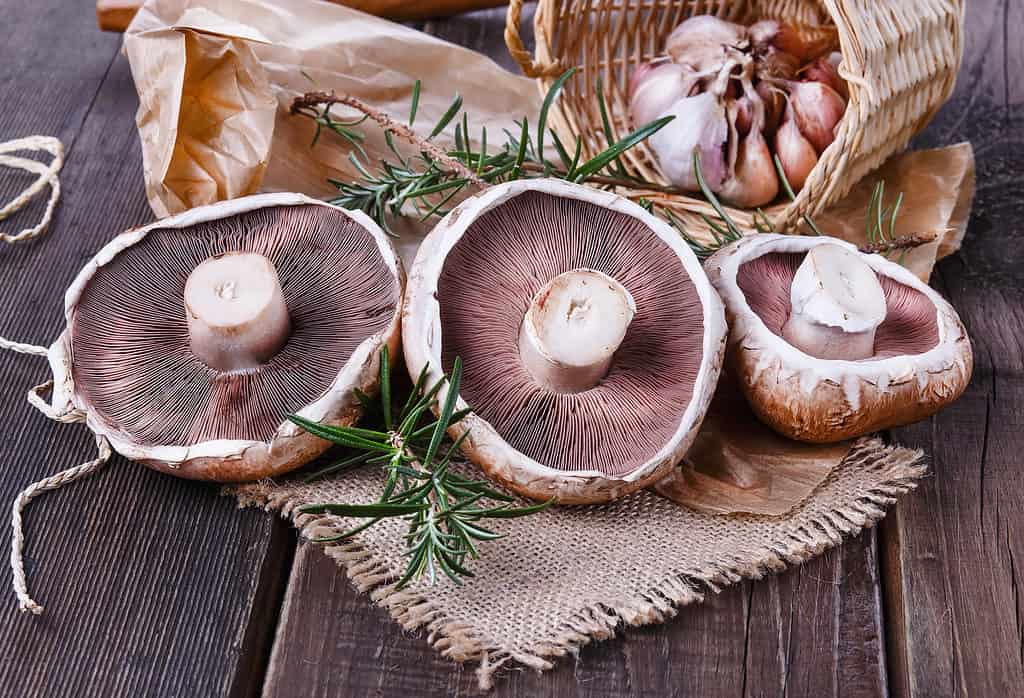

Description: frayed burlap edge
[230,437,924,690]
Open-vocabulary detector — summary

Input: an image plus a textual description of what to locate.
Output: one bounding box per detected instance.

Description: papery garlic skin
[782,244,887,360]
[185,252,292,372]
[754,45,800,81]
[519,269,636,393]
[749,20,830,62]
[666,15,747,71]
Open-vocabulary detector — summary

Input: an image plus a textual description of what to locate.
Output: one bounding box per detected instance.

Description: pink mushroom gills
[706,234,973,443]
[47,193,404,482]
[403,179,728,504]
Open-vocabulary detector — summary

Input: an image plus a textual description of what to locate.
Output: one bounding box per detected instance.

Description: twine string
[11,428,112,615]
[0,135,113,614]
[0,135,64,245]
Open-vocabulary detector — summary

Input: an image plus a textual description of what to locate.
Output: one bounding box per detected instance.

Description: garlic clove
[649,91,730,190]
[719,100,779,208]
[732,96,754,137]
[788,80,845,154]
[629,61,697,127]
[800,56,848,100]
[773,105,818,192]
[755,81,785,136]
[666,15,746,72]
[719,129,779,208]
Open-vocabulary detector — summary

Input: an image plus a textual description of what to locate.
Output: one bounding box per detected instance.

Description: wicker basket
[504,0,964,237]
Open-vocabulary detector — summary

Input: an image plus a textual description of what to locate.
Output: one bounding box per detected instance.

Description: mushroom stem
[518,269,636,392]
[782,244,887,360]
[185,252,291,372]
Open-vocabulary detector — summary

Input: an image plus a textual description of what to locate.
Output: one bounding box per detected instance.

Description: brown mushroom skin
[706,234,973,444]
[728,330,972,443]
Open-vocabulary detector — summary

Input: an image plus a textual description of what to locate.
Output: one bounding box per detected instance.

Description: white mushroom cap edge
[403,179,728,504]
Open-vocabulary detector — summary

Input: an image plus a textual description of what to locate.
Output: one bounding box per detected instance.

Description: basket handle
[505,0,564,78]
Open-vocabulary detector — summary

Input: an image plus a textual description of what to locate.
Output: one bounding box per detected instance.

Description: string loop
[0,135,64,245]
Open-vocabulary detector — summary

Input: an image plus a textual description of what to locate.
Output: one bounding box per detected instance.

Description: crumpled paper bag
[124,0,540,220]
[123,0,975,515]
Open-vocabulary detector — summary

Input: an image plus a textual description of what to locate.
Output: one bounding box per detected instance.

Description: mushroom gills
[518,269,636,392]
[781,244,886,360]
[185,252,292,373]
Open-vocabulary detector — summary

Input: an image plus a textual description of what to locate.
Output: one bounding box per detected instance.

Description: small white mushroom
[518,269,636,393]
[781,244,886,360]
[185,252,292,372]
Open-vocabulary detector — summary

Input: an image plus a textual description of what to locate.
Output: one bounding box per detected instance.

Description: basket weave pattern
[505,0,964,237]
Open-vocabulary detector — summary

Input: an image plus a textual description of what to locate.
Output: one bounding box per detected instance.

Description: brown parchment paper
[654,375,849,516]
[123,0,974,509]
[124,0,540,226]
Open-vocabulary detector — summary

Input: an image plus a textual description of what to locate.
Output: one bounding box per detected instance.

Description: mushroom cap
[706,233,972,443]
[403,179,727,504]
[47,193,404,482]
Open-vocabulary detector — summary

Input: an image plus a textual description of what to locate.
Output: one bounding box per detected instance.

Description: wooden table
[1,2,1020,696]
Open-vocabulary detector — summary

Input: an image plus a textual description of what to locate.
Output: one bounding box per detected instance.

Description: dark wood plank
[263,7,888,696]
[265,533,887,696]
[879,0,1024,694]
[0,2,294,695]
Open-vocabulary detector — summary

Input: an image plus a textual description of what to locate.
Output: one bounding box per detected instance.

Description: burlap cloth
[231,438,923,689]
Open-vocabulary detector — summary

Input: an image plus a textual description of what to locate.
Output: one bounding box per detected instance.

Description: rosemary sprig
[289,347,551,588]
[660,151,932,261]
[290,69,676,234]
[293,74,935,262]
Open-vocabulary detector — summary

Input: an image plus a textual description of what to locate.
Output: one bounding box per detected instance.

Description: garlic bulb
[648,90,730,190]
[666,15,746,71]
[629,61,698,126]
[633,13,843,205]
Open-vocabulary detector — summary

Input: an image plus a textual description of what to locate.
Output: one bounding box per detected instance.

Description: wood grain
[881,1,1024,691]
[0,0,1014,695]
[0,2,294,696]
[264,533,888,696]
